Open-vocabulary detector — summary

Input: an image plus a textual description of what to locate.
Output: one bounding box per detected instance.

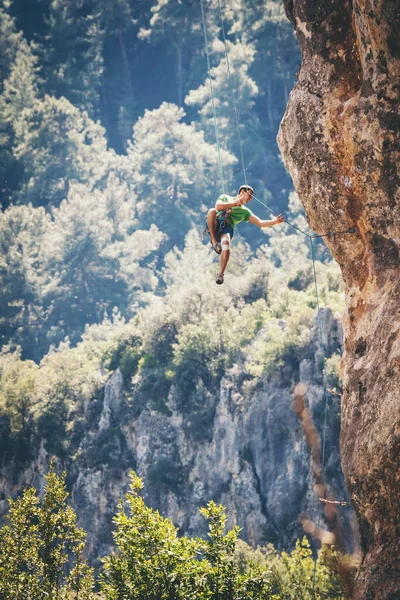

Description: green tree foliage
[0,325,111,464]
[0,1,23,91]
[228,0,299,114]
[0,0,305,365]
[38,0,103,115]
[0,347,37,462]
[101,472,274,599]
[94,0,136,37]
[125,101,236,242]
[0,463,95,599]
[43,182,164,346]
[1,38,39,120]
[0,215,344,457]
[0,205,50,353]
[185,36,262,186]
[100,473,347,598]
[219,1,300,203]
[0,468,347,598]
[12,95,111,207]
[139,0,205,107]
[0,180,165,359]
[181,0,299,212]
[234,538,347,599]
[93,0,138,147]
[100,225,343,429]
[0,350,37,434]
[0,20,38,207]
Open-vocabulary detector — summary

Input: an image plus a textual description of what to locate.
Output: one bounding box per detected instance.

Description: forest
[0,0,352,597]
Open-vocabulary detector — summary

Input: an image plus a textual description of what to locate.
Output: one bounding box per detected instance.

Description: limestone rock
[0,311,354,572]
[98,368,124,432]
[67,310,353,563]
[278,1,400,597]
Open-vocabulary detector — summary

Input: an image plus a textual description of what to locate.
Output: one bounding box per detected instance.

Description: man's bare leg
[216,233,230,284]
[207,208,219,248]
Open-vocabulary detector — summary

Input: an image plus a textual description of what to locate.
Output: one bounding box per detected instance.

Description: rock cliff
[277,1,400,598]
[0,309,354,568]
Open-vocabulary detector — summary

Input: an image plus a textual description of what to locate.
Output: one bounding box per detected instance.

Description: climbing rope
[251,192,312,238]
[200,3,354,594]
[200,0,225,194]
[216,0,247,186]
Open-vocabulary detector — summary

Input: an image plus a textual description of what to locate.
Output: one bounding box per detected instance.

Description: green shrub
[103,334,142,379]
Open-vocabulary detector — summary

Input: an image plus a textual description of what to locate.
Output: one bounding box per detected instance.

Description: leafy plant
[100,472,275,599]
[0,462,95,599]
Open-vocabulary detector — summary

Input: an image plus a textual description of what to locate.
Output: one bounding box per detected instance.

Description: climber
[206,185,285,284]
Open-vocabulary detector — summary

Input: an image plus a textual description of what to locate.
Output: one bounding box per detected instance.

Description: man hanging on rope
[206,185,285,284]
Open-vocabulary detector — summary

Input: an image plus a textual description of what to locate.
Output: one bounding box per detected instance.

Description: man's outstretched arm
[248,214,285,228]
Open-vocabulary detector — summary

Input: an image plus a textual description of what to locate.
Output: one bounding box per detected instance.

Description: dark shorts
[216,217,234,242]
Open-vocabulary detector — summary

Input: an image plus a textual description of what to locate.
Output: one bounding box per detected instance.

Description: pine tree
[12,94,110,207]
[1,38,39,120]
[125,101,236,244]
[0,463,95,599]
[215,0,299,208]
[138,0,205,107]
[185,36,267,193]
[38,0,103,116]
[0,12,38,207]
[0,1,23,91]
[92,0,139,150]
[0,205,50,356]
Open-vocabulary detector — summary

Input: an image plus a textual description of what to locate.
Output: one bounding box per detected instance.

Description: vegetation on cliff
[0,203,343,468]
[0,467,346,599]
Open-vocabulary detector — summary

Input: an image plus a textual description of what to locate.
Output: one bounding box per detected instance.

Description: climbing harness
[200,3,355,591]
[202,206,233,247]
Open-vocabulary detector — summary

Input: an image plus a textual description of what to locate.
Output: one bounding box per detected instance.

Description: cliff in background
[278,1,400,598]
[0,309,354,568]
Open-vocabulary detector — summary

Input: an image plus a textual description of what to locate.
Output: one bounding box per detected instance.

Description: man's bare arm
[215,195,243,211]
[248,213,285,228]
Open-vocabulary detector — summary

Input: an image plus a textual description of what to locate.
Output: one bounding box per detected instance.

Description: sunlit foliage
[0,463,95,599]
[101,472,273,599]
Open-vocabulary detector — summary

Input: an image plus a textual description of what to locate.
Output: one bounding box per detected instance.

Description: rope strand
[216,0,247,185]
[200,0,225,194]
[251,193,312,238]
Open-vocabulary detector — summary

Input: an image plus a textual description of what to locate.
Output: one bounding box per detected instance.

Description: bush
[103,334,142,379]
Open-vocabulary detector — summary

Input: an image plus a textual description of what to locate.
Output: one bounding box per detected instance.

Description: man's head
[238,185,254,203]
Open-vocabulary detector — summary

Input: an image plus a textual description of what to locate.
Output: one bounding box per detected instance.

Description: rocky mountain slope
[278,1,400,598]
[0,308,354,568]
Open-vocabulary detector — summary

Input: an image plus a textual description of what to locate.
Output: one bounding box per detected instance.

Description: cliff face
[0,310,353,567]
[277,1,400,598]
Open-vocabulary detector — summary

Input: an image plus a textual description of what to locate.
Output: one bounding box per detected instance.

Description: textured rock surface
[278,1,400,598]
[0,310,353,568]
